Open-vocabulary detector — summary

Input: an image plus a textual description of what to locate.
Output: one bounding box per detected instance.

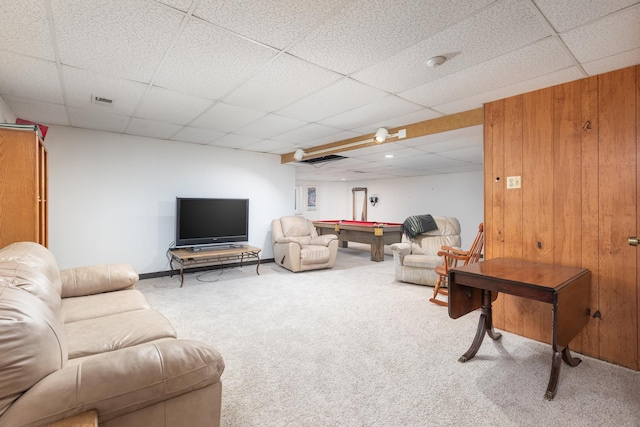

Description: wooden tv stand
[169,245,261,287]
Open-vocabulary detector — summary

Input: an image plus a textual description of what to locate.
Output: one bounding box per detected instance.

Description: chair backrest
[464,223,484,266]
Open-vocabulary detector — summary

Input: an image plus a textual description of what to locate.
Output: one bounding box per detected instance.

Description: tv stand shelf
[169,245,261,287]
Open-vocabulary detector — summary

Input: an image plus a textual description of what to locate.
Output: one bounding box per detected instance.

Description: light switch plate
[507,176,521,189]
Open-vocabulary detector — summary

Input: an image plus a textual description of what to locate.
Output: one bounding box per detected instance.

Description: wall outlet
[507,176,521,189]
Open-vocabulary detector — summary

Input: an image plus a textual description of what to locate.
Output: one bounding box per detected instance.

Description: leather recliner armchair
[271,216,338,272]
[390,216,461,286]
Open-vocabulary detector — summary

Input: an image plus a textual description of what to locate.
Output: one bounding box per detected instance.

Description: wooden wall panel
[484,100,506,328]
[578,76,600,357]
[598,67,637,368]
[484,66,640,369]
[637,65,640,368]
[521,88,555,343]
[500,95,525,335]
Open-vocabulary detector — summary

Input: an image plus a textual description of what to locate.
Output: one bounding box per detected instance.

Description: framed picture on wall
[306,186,317,211]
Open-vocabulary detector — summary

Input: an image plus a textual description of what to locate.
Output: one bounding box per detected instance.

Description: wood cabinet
[0,127,48,248]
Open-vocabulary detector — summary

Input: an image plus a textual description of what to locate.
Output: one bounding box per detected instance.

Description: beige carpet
[138,245,640,427]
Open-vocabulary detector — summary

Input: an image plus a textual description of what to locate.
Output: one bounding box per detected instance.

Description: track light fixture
[374,128,389,144]
[374,127,407,144]
[291,128,407,161]
[293,148,306,161]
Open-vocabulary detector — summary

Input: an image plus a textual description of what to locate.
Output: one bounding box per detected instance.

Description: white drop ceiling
[1,0,638,181]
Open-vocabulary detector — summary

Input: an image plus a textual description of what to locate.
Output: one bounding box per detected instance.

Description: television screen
[175,198,249,248]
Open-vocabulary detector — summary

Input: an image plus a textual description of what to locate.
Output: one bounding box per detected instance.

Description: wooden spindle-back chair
[429,223,484,307]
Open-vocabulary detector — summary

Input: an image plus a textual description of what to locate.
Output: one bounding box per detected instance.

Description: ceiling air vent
[300,154,346,165]
[90,95,114,107]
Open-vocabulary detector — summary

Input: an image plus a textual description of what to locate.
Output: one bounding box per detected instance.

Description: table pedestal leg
[459,290,502,363]
[545,346,581,400]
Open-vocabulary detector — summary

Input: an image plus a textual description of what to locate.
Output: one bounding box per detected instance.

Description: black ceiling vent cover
[300,154,346,165]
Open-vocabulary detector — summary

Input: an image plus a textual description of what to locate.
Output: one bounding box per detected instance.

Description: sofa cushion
[403,254,443,269]
[60,264,139,298]
[62,289,151,323]
[0,242,62,294]
[65,309,177,359]
[280,216,311,237]
[300,245,331,264]
[0,242,64,323]
[0,340,224,426]
[0,284,67,417]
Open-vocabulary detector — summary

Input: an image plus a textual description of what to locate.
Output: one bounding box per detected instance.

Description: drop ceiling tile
[533,0,638,32]
[342,142,405,158]
[234,114,308,139]
[194,0,346,50]
[400,126,483,151]
[353,108,442,135]
[209,133,262,149]
[288,0,493,74]
[154,18,278,100]
[242,139,295,153]
[269,144,299,155]
[2,95,69,126]
[437,146,484,163]
[271,123,346,144]
[171,127,225,145]
[51,0,184,82]
[224,53,342,112]
[352,0,548,93]
[582,47,640,75]
[189,102,266,133]
[400,37,574,108]
[0,0,54,60]
[0,52,63,104]
[67,107,129,133]
[319,95,424,130]
[276,78,389,122]
[135,86,213,125]
[62,66,147,116]
[126,117,182,140]
[561,4,640,63]
[431,162,484,174]
[433,66,584,114]
[354,147,427,162]
[156,0,193,12]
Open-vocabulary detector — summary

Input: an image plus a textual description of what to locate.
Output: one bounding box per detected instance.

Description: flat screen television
[175,197,249,248]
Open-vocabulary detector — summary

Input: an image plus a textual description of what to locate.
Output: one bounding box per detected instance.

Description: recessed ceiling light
[385,154,394,158]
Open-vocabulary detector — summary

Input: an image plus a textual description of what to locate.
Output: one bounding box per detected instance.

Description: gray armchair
[271,216,338,272]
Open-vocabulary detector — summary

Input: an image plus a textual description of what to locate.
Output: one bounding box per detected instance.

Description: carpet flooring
[138,245,640,427]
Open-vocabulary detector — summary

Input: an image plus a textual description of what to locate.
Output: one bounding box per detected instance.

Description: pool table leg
[371,237,384,262]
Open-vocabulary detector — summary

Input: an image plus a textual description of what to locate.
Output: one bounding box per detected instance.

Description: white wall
[0,95,16,123]
[297,171,484,248]
[45,126,295,273]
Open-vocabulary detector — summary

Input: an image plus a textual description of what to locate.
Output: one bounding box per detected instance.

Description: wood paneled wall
[484,65,640,370]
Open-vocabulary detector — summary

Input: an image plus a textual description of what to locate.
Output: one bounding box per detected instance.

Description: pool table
[312,220,404,262]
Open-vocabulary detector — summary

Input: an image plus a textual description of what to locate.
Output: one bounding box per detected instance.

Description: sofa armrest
[60,264,139,298]
[1,340,225,426]
[274,236,302,245]
[310,234,337,246]
[390,242,411,255]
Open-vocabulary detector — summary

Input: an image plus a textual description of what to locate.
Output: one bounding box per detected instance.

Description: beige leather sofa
[0,242,225,427]
[390,216,461,286]
[271,216,338,272]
